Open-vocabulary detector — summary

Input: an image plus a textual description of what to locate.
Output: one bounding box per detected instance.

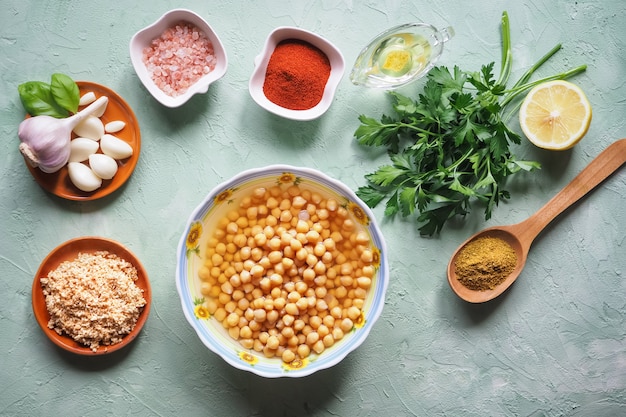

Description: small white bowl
[129,9,228,108]
[249,27,345,121]
[176,165,389,377]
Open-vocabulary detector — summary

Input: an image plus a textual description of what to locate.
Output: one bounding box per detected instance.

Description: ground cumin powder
[454,236,517,291]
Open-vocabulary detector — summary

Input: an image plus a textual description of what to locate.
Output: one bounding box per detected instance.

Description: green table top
[1,1,625,416]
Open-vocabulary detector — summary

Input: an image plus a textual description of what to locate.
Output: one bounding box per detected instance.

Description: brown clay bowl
[32,236,151,355]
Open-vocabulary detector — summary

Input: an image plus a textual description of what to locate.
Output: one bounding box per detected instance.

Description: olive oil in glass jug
[350,22,454,89]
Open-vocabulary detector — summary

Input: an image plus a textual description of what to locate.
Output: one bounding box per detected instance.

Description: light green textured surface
[1,1,625,416]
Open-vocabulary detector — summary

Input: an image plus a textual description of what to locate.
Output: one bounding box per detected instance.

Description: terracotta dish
[32,237,151,355]
[24,81,141,201]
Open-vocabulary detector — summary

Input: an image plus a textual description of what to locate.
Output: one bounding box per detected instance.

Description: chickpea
[316,298,329,312]
[224,301,237,313]
[206,298,219,315]
[312,340,325,354]
[306,331,319,345]
[200,282,212,296]
[327,327,343,342]
[314,261,327,275]
[282,349,296,364]
[199,184,377,364]
[287,291,301,303]
[240,339,254,349]
[225,312,239,327]
[354,288,367,300]
[228,327,240,339]
[266,310,279,324]
[317,324,330,338]
[249,319,261,332]
[282,302,296,316]
[293,319,305,332]
[296,297,309,311]
[340,318,354,333]
[330,306,342,319]
[322,314,335,328]
[263,346,276,358]
[266,197,279,209]
[218,292,231,305]
[322,333,335,347]
[266,335,280,350]
[214,307,227,322]
[295,281,308,294]
[240,247,251,261]
[309,315,322,330]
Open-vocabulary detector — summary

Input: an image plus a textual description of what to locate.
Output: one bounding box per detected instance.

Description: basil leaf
[17,81,69,118]
[51,73,80,113]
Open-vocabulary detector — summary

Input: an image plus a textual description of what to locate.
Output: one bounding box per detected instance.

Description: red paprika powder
[263,39,331,111]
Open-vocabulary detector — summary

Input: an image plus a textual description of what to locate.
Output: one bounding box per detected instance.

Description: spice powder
[262,39,331,110]
[454,236,517,291]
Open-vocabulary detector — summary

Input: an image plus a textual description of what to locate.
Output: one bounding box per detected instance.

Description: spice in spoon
[454,236,517,291]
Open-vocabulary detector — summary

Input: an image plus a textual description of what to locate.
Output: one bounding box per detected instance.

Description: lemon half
[519,80,592,150]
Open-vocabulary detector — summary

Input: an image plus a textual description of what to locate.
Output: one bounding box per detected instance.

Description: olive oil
[372,33,431,79]
[350,23,453,89]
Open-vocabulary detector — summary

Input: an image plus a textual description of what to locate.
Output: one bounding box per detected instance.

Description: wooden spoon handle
[515,138,626,248]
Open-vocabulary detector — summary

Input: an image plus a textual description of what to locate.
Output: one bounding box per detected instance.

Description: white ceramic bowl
[249,27,345,121]
[176,165,388,378]
[129,9,228,107]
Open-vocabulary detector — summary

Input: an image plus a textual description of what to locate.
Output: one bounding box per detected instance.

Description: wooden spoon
[447,138,626,303]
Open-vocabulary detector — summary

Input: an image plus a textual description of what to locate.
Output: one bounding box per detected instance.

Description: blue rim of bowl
[175,165,388,377]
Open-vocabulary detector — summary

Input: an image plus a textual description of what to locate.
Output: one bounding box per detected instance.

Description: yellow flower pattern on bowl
[185,222,203,257]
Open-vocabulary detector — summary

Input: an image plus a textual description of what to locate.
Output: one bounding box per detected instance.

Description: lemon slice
[519,80,592,150]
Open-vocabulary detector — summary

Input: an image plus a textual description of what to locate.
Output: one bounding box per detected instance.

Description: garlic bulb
[18,96,109,174]
[18,115,72,173]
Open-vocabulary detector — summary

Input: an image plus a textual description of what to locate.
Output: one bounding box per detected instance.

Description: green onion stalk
[497,11,587,120]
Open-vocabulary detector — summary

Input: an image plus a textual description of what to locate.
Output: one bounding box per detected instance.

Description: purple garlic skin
[17,96,109,174]
[18,115,71,173]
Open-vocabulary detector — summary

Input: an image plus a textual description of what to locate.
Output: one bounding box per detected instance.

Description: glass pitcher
[350,22,454,89]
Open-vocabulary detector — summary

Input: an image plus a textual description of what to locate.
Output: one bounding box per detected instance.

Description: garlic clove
[104,120,126,133]
[69,137,99,162]
[100,134,133,159]
[68,162,102,192]
[79,92,97,106]
[73,115,104,140]
[88,153,118,180]
[92,96,108,118]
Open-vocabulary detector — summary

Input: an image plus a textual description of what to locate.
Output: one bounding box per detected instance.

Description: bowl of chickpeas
[176,165,388,377]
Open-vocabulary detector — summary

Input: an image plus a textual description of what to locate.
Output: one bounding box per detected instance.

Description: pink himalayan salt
[143,22,217,97]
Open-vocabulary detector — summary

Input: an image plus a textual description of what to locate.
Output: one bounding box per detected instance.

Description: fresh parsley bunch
[355,11,586,236]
